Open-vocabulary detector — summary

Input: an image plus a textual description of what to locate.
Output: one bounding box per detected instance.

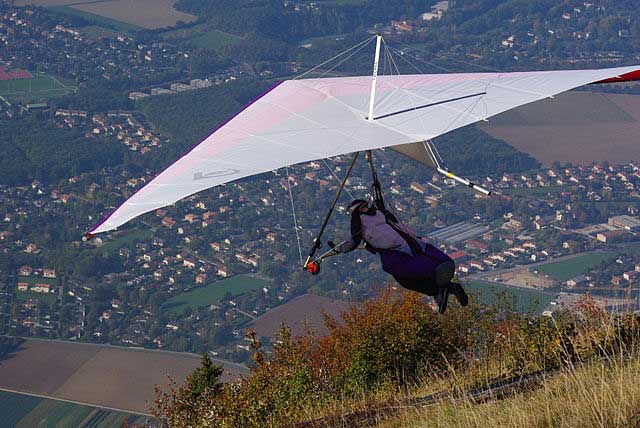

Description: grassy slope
[383,357,640,428]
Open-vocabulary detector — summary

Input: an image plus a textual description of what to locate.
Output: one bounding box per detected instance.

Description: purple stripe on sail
[87,80,286,236]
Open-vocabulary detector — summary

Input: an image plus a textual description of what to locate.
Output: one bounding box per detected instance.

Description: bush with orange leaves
[150,289,640,428]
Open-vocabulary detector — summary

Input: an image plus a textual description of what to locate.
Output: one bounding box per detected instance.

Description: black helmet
[347,199,368,214]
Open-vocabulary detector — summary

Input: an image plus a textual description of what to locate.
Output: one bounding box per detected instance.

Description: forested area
[176,0,433,42]
[0,115,125,185]
[136,79,271,169]
[0,336,23,360]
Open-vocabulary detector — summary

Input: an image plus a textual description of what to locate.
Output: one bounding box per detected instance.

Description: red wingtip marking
[593,69,640,85]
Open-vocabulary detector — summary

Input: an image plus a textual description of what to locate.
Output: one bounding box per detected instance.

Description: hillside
[148,290,640,427]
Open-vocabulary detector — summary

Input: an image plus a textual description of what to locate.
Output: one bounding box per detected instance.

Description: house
[465,240,489,252]
[161,216,176,228]
[24,243,39,253]
[612,276,623,286]
[449,250,468,262]
[183,258,196,268]
[410,182,427,194]
[17,283,29,291]
[566,275,587,288]
[217,266,229,277]
[32,283,51,293]
[184,213,198,223]
[19,265,33,276]
[196,273,207,284]
[43,268,56,278]
[469,260,485,270]
[623,271,638,282]
[596,230,627,243]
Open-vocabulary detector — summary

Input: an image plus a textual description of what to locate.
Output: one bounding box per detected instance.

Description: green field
[534,253,615,281]
[50,6,142,33]
[161,27,242,51]
[189,30,241,50]
[164,275,269,314]
[0,74,76,100]
[467,280,556,313]
[0,390,41,428]
[0,390,151,428]
[100,228,153,252]
[16,290,58,305]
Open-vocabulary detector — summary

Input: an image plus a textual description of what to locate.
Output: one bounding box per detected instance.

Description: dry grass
[381,357,640,428]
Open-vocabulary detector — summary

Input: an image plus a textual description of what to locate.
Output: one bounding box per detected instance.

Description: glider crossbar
[303,152,360,270]
[424,140,492,196]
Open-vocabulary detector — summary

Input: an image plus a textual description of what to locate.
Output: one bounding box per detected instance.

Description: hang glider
[87,37,640,237]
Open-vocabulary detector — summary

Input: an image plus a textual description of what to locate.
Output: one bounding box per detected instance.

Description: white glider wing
[89,65,640,235]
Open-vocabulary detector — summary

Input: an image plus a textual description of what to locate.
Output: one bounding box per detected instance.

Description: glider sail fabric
[89,65,640,235]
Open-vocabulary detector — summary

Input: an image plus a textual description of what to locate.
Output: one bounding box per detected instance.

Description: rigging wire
[284,166,304,265]
[317,39,374,79]
[294,35,376,80]
[322,158,355,200]
[394,41,503,73]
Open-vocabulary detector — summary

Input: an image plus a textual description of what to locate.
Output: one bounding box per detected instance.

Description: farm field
[188,30,242,50]
[164,275,269,315]
[161,26,242,51]
[0,73,76,100]
[0,390,41,428]
[534,252,615,281]
[16,0,196,29]
[0,390,150,428]
[482,91,640,165]
[0,338,246,414]
[49,5,143,32]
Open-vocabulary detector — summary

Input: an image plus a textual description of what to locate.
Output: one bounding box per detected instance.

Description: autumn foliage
[150,289,640,428]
